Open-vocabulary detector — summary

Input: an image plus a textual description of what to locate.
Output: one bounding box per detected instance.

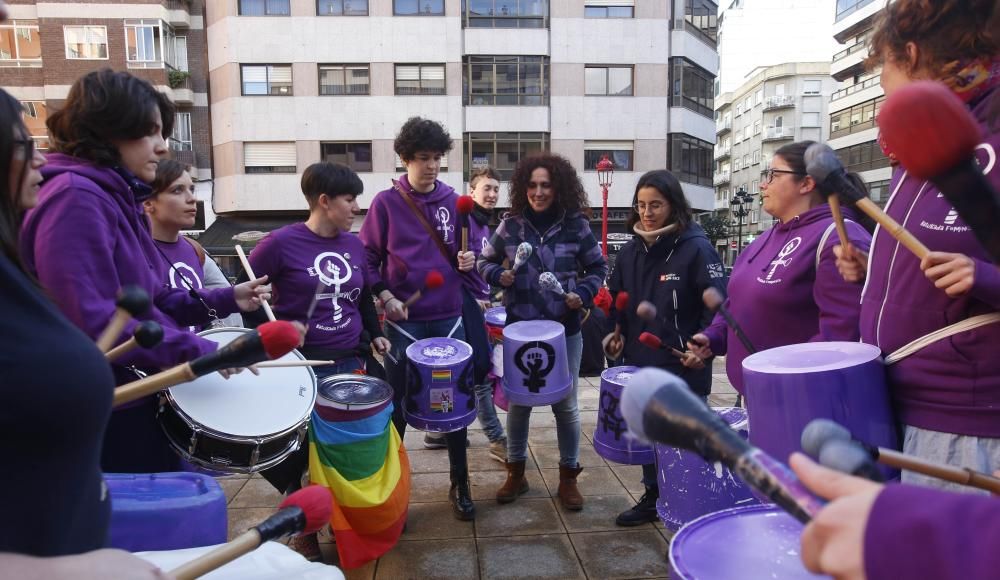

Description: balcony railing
[713,170,731,185]
[714,145,731,160]
[763,126,795,141]
[831,76,879,101]
[833,35,870,62]
[763,95,796,110]
[716,119,732,134]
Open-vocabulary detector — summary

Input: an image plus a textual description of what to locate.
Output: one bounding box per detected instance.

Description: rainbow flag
[431,369,452,382]
[308,402,409,569]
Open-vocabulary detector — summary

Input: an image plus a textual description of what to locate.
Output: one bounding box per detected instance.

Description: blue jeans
[461,289,505,442]
[507,331,583,467]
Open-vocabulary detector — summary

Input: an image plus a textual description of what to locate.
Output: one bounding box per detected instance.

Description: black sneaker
[615,488,659,527]
[423,432,447,449]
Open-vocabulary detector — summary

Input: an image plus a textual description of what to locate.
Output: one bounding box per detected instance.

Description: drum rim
[317,374,393,410]
[405,337,473,365]
[600,365,639,382]
[742,340,882,374]
[159,418,305,475]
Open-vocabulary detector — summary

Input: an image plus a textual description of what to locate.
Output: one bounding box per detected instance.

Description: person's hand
[58,549,172,579]
[457,251,476,272]
[686,333,713,359]
[383,296,408,322]
[371,336,391,355]
[790,452,883,580]
[499,269,515,287]
[602,333,624,360]
[921,251,975,298]
[565,292,583,310]
[833,244,868,284]
[477,299,491,312]
[679,350,705,370]
[234,275,271,312]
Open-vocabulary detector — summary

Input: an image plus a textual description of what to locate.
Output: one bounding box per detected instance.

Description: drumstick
[170,485,333,580]
[96,286,150,353]
[403,270,445,309]
[254,359,336,368]
[304,269,330,324]
[112,320,300,407]
[234,244,276,322]
[104,320,164,362]
[612,291,629,343]
[703,287,756,354]
[457,196,474,253]
[828,195,851,250]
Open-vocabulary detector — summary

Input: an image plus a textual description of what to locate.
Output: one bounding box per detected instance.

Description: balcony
[763,126,795,142]
[831,75,880,102]
[763,95,796,110]
[713,170,731,186]
[714,145,731,160]
[716,118,732,135]
[167,0,192,28]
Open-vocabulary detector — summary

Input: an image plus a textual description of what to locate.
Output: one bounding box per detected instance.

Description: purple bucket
[655,407,757,532]
[593,366,653,465]
[669,504,826,579]
[743,342,898,477]
[485,306,506,346]
[404,337,476,433]
[502,320,572,407]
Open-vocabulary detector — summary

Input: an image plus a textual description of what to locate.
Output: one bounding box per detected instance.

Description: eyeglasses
[633,201,667,213]
[762,168,805,184]
[12,138,34,159]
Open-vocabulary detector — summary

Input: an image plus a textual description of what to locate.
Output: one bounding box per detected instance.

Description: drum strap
[885,312,1000,365]
[394,180,459,270]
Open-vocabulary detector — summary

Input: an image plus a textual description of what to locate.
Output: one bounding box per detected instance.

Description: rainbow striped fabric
[308,402,409,569]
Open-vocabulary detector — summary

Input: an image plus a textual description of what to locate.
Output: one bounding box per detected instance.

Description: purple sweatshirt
[702,204,871,393]
[359,176,464,321]
[19,154,236,373]
[865,484,1000,580]
[462,203,492,300]
[249,223,366,351]
[154,238,204,292]
[861,86,1000,437]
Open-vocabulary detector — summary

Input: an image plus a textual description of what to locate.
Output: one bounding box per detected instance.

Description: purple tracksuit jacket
[702,204,872,393]
[462,203,492,301]
[860,85,1000,437]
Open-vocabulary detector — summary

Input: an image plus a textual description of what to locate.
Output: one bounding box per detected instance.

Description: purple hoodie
[865,484,1000,580]
[19,154,236,374]
[702,204,871,393]
[860,85,1000,437]
[359,176,464,321]
[462,203,492,300]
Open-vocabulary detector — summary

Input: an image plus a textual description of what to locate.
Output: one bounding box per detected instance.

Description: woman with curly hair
[477,153,608,511]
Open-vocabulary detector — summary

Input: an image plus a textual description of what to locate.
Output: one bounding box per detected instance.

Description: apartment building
[828,0,891,204]
[0,0,212,226]
[201,0,720,259]
[713,61,836,264]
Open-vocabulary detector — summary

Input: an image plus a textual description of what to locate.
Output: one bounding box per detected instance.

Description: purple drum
[593,366,653,465]
[404,337,476,433]
[655,407,758,531]
[502,320,572,407]
[485,306,506,346]
[670,504,826,579]
[743,342,898,478]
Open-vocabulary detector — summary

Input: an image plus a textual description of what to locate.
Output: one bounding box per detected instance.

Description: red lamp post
[596,154,614,257]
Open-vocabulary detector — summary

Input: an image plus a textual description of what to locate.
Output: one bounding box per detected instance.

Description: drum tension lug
[188,428,200,457]
[249,439,262,470]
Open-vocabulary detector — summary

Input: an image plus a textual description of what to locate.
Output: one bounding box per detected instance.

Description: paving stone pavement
[222,359,740,579]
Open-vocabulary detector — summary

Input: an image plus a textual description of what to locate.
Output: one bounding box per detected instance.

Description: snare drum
[157,328,317,474]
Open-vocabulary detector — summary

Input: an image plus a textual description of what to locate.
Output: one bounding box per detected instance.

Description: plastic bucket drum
[404,337,476,433]
[484,306,506,346]
[501,320,572,407]
[592,366,653,465]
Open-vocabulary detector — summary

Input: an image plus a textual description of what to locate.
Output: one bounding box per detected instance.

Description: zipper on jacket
[875,175,928,346]
[673,289,684,349]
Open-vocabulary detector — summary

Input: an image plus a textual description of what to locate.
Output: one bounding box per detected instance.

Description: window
[836,0,876,22]
[803,79,822,95]
[585,4,633,18]
[743,126,751,140]
[171,112,192,151]
[173,36,188,71]
[465,0,548,28]
[321,142,373,172]
[752,150,761,165]
[835,141,891,173]
[241,64,293,95]
[319,64,370,95]
[667,134,713,187]
[743,154,750,167]
[317,0,369,15]
[733,158,741,171]
[394,0,444,15]
[751,179,759,193]
[669,58,714,117]
[239,0,290,15]
[867,179,890,203]
[829,96,884,138]
[753,119,761,135]
[64,26,107,59]
[125,19,179,69]
[463,55,548,105]
[774,83,785,96]
[464,132,549,181]
[584,141,633,171]
[585,65,633,96]
[395,64,446,95]
[735,104,743,117]
[684,0,717,45]
[802,112,821,127]
[0,20,41,67]
[244,142,296,174]
[754,88,763,105]
[744,96,752,111]
[21,101,48,150]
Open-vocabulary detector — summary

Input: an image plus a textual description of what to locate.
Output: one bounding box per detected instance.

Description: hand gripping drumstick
[112,320,300,408]
[170,485,333,580]
[638,331,686,360]
[611,291,629,343]
[104,320,164,362]
[621,368,825,524]
[827,195,851,250]
[96,286,150,353]
[234,244,276,322]
[403,270,445,309]
[805,143,930,260]
[457,195,475,253]
[802,419,1000,494]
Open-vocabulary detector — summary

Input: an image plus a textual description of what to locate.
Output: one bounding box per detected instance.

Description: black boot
[615,486,659,526]
[449,468,476,521]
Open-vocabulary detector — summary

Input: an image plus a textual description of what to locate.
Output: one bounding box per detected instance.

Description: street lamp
[596,154,614,257]
[729,187,753,257]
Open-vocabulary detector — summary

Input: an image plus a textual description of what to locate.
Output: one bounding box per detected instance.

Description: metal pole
[601,184,609,257]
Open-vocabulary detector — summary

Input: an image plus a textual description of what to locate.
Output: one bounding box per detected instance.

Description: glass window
[319,64,370,95]
[21,100,49,150]
[171,112,192,151]
[124,19,177,69]
[394,0,444,15]
[669,57,714,118]
[64,26,108,59]
[0,20,42,67]
[585,65,632,96]
[754,88,763,105]
[463,55,548,106]
[584,5,633,18]
[584,143,634,171]
[802,112,821,127]
[684,0,717,45]
[465,0,548,28]
[241,64,293,95]
[317,0,369,15]
[464,132,549,181]
[395,64,446,95]
[321,142,373,172]
[239,0,291,15]
[753,119,761,134]
[244,142,297,173]
[667,133,713,187]
[803,79,822,95]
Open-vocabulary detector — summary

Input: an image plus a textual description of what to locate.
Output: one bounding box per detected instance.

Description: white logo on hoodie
[436,207,454,242]
[758,237,802,284]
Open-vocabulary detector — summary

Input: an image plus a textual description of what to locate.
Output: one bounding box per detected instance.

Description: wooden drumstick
[828,195,851,250]
[254,359,336,368]
[235,244,276,322]
[96,286,150,353]
[853,197,929,259]
[875,448,1000,495]
[104,320,164,362]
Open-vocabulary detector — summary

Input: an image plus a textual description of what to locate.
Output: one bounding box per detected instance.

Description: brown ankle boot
[496,460,529,504]
[558,464,584,511]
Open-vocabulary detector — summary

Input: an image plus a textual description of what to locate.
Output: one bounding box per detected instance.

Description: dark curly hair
[508,153,590,217]
[393,117,453,162]
[0,89,30,271]
[47,69,175,167]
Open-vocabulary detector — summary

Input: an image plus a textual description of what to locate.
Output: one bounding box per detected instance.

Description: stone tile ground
[222,359,739,579]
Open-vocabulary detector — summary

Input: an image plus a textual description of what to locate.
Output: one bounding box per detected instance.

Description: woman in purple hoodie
[18,70,272,474]
[359,117,479,521]
[833,0,1000,489]
[685,141,872,393]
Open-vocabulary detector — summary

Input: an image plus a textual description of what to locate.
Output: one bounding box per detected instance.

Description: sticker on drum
[317,374,393,411]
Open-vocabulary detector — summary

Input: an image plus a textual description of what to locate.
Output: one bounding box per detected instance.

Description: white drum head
[167,329,317,438]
